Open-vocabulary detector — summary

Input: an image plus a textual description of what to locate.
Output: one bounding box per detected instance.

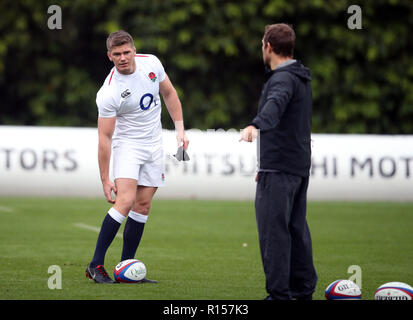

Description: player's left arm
[160,75,189,150]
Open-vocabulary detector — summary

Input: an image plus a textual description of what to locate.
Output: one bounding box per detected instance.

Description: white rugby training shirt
[96,54,166,145]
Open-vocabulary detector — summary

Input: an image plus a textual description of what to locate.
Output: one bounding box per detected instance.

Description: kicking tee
[96,54,166,145]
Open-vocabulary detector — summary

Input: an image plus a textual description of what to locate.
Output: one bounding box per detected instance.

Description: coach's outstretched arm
[160,75,189,150]
[97,116,117,203]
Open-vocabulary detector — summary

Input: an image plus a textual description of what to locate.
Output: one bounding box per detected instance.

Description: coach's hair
[106,30,134,51]
[263,23,295,57]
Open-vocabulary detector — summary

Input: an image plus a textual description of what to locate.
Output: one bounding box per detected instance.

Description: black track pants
[255,171,317,300]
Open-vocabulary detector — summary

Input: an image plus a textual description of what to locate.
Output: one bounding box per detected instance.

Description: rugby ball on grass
[374,282,413,300]
[325,280,362,300]
[114,259,146,283]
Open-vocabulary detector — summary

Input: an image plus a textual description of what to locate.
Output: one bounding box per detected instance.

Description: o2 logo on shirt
[139,93,158,110]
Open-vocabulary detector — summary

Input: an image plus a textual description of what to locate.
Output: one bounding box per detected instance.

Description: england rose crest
[149,72,157,82]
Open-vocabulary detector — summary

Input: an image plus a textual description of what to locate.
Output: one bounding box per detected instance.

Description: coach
[240,23,317,300]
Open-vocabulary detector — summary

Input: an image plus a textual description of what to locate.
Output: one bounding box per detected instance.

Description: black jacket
[251,61,312,177]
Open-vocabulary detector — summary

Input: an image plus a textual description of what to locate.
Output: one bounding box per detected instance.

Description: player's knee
[133,201,151,215]
[116,194,136,212]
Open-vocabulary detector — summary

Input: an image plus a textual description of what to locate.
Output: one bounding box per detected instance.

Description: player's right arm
[98,116,117,203]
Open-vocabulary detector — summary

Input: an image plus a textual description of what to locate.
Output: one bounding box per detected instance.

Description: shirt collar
[275,59,297,70]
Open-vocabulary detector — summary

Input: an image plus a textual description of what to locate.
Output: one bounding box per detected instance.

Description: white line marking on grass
[74,223,123,239]
[0,206,14,213]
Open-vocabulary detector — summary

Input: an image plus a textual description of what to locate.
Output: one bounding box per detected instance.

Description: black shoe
[85,264,116,283]
[264,295,275,300]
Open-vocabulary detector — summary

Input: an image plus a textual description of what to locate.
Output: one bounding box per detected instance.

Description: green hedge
[0,0,412,133]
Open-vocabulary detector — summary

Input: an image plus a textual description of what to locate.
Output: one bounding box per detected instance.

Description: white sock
[108,207,126,224]
[128,210,148,224]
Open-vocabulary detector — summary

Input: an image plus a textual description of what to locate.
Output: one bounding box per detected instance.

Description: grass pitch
[0,198,412,300]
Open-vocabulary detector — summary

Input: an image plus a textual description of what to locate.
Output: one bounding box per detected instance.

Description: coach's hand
[239,125,258,142]
[102,179,117,204]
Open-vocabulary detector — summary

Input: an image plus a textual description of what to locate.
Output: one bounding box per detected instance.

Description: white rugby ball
[374,282,413,300]
[325,280,362,300]
[113,259,146,283]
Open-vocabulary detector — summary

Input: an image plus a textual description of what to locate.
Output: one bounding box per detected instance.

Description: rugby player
[85,30,189,283]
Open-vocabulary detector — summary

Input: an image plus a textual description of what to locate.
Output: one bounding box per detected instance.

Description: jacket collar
[264,60,300,81]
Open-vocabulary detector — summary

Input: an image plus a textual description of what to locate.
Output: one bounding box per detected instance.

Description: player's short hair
[106,30,134,51]
[263,23,295,57]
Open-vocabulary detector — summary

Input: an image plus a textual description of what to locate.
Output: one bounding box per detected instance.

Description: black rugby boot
[85,264,116,284]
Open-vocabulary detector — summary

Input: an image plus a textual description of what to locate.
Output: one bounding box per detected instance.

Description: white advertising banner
[0,126,412,201]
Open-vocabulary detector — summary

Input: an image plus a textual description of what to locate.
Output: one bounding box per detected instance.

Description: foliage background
[0,0,412,133]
